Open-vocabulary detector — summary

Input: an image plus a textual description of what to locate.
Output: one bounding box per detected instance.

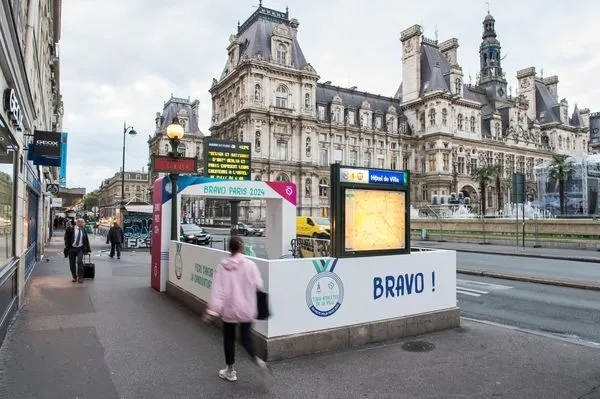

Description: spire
[478,11,505,90]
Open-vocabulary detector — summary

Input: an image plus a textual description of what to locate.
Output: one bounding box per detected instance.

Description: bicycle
[279,238,300,259]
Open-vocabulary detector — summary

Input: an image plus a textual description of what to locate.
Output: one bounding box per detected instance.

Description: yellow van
[296,216,330,239]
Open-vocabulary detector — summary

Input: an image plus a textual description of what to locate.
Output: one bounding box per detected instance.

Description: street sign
[204,139,251,181]
[46,183,59,195]
[151,155,197,174]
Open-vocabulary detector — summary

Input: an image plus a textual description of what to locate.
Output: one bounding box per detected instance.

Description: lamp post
[166,120,184,241]
[121,122,138,212]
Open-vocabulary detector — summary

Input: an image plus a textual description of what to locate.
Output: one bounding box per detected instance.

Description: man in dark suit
[64,218,91,283]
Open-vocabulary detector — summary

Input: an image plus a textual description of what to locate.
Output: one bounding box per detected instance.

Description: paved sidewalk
[0,232,599,398]
[413,239,600,262]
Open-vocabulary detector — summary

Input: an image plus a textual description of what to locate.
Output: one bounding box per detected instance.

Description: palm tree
[548,154,575,215]
[471,165,497,216]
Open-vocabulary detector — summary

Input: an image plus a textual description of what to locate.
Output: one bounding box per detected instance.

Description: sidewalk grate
[401,341,435,352]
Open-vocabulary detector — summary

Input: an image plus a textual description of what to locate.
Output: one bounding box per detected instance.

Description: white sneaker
[255,359,274,387]
[218,368,237,382]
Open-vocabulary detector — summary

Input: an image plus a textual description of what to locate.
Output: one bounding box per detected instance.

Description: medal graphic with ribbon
[306,258,343,317]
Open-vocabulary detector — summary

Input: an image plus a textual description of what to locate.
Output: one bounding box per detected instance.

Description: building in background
[97,170,149,220]
[209,5,591,221]
[147,95,205,186]
[590,113,600,153]
[0,0,63,344]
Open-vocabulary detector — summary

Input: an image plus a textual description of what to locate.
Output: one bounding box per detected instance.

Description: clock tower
[478,12,507,100]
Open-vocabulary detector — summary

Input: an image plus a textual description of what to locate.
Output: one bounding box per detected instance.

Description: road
[202,230,600,345]
[457,274,600,346]
[457,252,600,285]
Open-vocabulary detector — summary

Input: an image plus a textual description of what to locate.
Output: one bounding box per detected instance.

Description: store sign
[51,197,63,207]
[152,155,197,173]
[30,130,62,166]
[3,88,23,131]
[204,139,251,180]
[46,183,59,195]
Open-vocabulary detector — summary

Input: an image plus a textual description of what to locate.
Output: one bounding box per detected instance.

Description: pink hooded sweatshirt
[206,253,263,323]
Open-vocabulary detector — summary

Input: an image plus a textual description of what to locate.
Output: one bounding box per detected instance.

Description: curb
[454,249,600,264]
[457,268,600,291]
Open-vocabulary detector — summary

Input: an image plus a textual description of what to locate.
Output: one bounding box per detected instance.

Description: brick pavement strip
[0,231,599,398]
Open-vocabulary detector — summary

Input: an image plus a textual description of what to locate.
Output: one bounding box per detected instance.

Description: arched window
[442,108,447,126]
[276,85,288,108]
[457,114,464,130]
[255,131,261,152]
[276,173,290,182]
[566,137,571,150]
[196,146,200,157]
[470,116,476,133]
[419,113,425,130]
[319,179,328,197]
[254,84,261,102]
[558,136,563,148]
[428,109,436,126]
[276,43,287,64]
[228,93,233,114]
[305,178,312,197]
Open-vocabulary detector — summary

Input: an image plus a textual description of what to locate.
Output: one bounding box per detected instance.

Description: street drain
[401,341,435,352]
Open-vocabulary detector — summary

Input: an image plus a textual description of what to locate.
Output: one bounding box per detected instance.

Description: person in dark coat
[64,218,91,283]
[106,222,124,259]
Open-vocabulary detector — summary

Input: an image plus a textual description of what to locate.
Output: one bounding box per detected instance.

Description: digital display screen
[204,140,251,180]
[344,188,406,252]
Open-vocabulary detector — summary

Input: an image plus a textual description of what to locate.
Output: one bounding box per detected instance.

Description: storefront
[23,162,41,279]
[0,114,18,341]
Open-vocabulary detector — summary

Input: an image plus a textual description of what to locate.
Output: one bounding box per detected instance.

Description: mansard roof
[316,83,402,116]
[157,96,203,135]
[420,39,451,95]
[222,5,308,77]
[534,80,561,124]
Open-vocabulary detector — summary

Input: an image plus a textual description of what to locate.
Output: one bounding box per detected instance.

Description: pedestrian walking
[64,218,91,283]
[203,236,271,383]
[106,222,124,259]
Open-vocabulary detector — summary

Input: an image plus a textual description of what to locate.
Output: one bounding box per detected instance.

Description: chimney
[580,108,590,128]
[516,67,536,121]
[439,38,459,67]
[543,75,559,101]
[400,24,422,102]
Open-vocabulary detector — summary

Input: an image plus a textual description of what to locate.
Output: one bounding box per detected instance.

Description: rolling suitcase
[83,253,95,279]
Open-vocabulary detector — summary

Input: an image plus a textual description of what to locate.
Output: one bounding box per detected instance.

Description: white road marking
[457,279,513,291]
[456,289,481,297]
[457,286,490,295]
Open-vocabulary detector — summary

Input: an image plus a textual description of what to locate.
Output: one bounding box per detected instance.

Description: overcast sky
[60,0,600,191]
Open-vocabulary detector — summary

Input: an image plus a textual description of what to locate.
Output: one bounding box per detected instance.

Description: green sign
[46,183,59,195]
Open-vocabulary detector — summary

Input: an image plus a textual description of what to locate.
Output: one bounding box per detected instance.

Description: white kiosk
[156,174,459,361]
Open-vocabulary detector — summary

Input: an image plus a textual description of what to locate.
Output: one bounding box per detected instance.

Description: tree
[84,190,99,211]
[490,164,504,212]
[548,154,574,215]
[471,165,499,216]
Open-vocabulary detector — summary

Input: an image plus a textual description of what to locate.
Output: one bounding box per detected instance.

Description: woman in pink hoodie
[203,236,270,382]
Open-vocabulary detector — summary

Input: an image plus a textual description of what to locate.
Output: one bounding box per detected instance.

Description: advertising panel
[59,132,67,186]
[30,130,62,166]
[330,164,410,258]
[204,139,251,180]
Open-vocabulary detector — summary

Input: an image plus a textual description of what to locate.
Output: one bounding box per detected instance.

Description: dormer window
[276,43,287,65]
[275,84,288,108]
[455,79,462,95]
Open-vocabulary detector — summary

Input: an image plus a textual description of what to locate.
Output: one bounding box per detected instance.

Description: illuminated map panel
[344,189,406,251]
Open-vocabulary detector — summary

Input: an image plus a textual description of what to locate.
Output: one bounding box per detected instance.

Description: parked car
[231,222,264,236]
[180,224,211,245]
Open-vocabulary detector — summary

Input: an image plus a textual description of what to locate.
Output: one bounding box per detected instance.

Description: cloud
[60,0,600,191]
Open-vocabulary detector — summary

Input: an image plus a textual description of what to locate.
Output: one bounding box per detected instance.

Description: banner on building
[29,130,62,166]
[59,132,68,186]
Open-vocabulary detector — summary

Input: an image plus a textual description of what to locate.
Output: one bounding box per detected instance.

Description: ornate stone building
[209,5,590,220]
[97,171,149,219]
[147,95,206,186]
[590,113,600,153]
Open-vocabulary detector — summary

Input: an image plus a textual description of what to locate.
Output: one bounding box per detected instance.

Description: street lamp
[166,119,184,241]
[121,122,138,211]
